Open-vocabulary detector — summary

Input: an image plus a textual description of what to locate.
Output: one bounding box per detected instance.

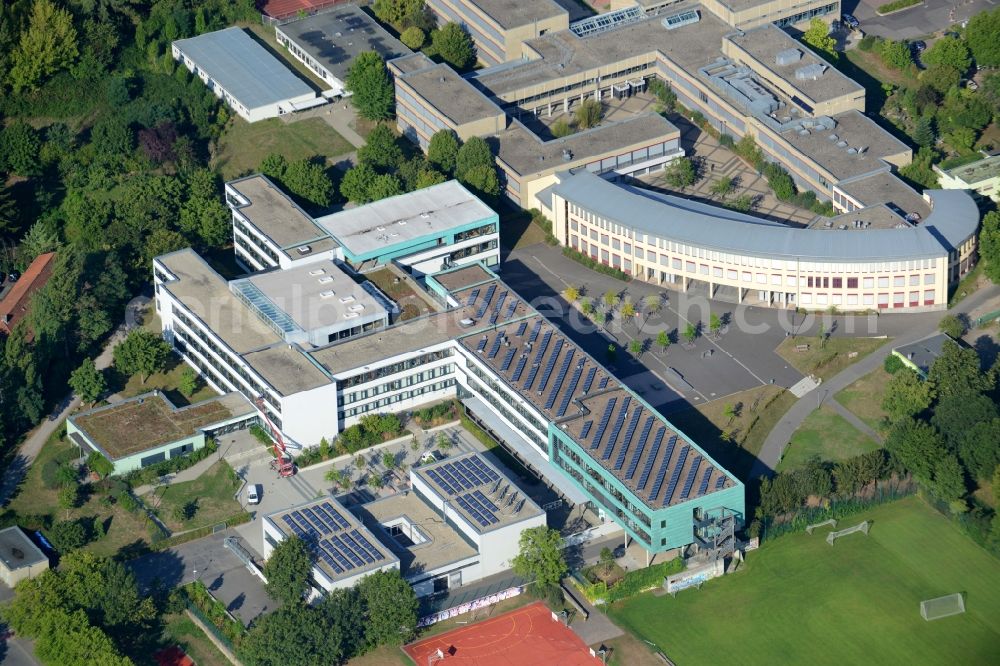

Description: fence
[974,309,1000,328]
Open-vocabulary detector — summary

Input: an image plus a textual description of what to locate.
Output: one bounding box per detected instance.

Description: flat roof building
[0,527,48,587]
[275,5,411,96]
[172,27,321,123]
[67,392,257,474]
[935,153,1000,203]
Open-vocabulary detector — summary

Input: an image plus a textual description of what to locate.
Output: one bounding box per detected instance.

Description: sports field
[404,602,601,666]
[609,497,1000,665]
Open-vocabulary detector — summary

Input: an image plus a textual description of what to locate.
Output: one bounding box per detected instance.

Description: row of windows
[343,364,454,405]
[397,92,448,135]
[450,239,498,262]
[234,218,279,264]
[800,291,936,307]
[507,64,652,108]
[568,211,941,273]
[427,0,505,53]
[234,243,267,272]
[464,364,546,443]
[339,349,453,389]
[339,380,456,420]
[454,223,497,243]
[553,441,653,544]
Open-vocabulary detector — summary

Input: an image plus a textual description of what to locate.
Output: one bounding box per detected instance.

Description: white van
[247,484,260,505]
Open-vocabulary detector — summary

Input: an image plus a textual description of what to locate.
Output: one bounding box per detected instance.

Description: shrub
[48,519,88,552]
[87,451,114,478]
[561,247,630,281]
[718,133,736,149]
[400,26,425,50]
[858,35,879,52]
[41,460,63,489]
[884,353,905,374]
[117,491,139,513]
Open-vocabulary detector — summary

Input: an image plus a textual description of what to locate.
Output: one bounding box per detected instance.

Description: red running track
[404,601,602,666]
[259,0,345,20]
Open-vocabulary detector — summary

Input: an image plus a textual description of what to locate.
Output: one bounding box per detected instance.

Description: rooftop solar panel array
[556,362,584,417]
[679,455,702,502]
[601,396,632,460]
[545,350,576,411]
[657,445,689,504]
[276,500,386,579]
[590,397,618,450]
[536,339,565,394]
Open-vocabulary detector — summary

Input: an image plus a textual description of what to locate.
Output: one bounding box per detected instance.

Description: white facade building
[172,27,322,123]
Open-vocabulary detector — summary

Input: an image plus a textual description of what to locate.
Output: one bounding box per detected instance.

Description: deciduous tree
[69,359,105,405]
[881,368,932,422]
[574,98,603,129]
[922,36,971,73]
[802,18,836,59]
[357,569,418,648]
[965,7,1000,68]
[432,22,474,70]
[454,136,493,180]
[264,536,313,605]
[427,129,459,174]
[358,124,405,170]
[346,51,394,121]
[664,157,695,188]
[112,329,171,383]
[512,526,567,591]
[7,0,79,92]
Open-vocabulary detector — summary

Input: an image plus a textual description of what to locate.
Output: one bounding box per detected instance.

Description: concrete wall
[0,559,49,587]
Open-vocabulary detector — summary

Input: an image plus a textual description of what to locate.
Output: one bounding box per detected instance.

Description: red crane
[255,397,295,477]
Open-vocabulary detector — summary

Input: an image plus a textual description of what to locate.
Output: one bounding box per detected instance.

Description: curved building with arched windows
[537,169,979,312]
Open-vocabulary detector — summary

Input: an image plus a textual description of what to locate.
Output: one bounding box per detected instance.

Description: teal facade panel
[337,214,499,264]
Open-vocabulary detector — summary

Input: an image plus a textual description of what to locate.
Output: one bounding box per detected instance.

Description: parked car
[842,14,860,29]
[247,484,260,505]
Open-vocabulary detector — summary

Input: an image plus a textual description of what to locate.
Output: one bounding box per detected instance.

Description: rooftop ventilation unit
[320,290,335,298]
[827,133,838,142]
[339,295,356,303]
[349,304,365,312]
[297,246,312,255]
[847,147,857,154]
[775,48,802,66]
[318,276,334,284]
[343,312,360,319]
[837,140,848,148]
[562,149,573,161]
[858,146,868,155]
[795,64,827,80]
[308,268,325,276]
[798,129,810,135]
[662,9,700,30]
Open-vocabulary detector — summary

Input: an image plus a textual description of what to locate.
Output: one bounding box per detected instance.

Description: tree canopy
[346,51,395,121]
[922,36,971,73]
[263,536,314,605]
[432,23,475,70]
[112,329,171,383]
[455,136,493,180]
[357,569,419,648]
[802,18,836,59]
[7,0,79,92]
[69,359,106,405]
[966,7,1000,67]
[427,129,459,175]
[358,124,405,171]
[512,526,567,590]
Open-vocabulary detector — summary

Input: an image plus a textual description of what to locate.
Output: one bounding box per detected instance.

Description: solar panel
[528,320,542,343]
[580,420,593,439]
[504,299,519,319]
[656,445,689,504]
[331,535,363,567]
[493,291,507,314]
[581,367,597,393]
[715,475,727,490]
[488,335,503,359]
[467,493,498,524]
[352,530,384,561]
[601,396,632,460]
[500,348,516,371]
[314,506,338,533]
[536,339,565,393]
[322,502,350,530]
[475,285,496,319]
[428,469,454,494]
[590,397,618,449]
[511,355,528,382]
[679,456,703,501]
[489,312,499,325]
[697,467,714,497]
[469,456,499,482]
[636,432,665,490]
[556,363,584,417]
[522,363,540,391]
[515,321,527,336]
[473,490,499,513]
[598,377,610,389]
[545,348,576,410]
[476,337,488,352]
[343,532,374,564]
[465,288,480,307]
[464,458,491,485]
[613,411,646,470]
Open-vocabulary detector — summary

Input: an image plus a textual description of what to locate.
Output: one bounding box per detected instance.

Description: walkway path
[754,284,1000,478]
[828,399,883,444]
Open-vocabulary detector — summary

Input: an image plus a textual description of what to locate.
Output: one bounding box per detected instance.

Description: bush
[877,0,920,13]
[48,519,88,552]
[117,491,139,513]
[718,133,736,149]
[884,353,905,374]
[41,460,63,489]
[400,26,425,50]
[86,451,114,478]
[561,246,630,281]
[858,35,879,52]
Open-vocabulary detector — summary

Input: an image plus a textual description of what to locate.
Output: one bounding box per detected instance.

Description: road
[752,283,1000,478]
[845,0,993,41]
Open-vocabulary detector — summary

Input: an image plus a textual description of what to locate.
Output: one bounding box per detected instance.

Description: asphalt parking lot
[844,0,991,40]
[501,244,806,410]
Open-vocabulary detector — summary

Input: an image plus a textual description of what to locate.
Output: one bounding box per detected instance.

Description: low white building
[172,27,322,123]
[935,153,1000,203]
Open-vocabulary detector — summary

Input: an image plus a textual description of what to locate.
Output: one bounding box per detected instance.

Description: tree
[264,536,313,605]
[563,285,580,302]
[260,152,288,181]
[179,169,230,248]
[683,322,697,344]
[945,127,976,153]
[881,369,932,422]
[644,294,660,314]
[460,163,500,199]
[965,8,1000,68]
[238,602,348,666]
[49,519,87,552]
[87,451,114,478]
[340,163,379,203]
[357,569,418,648]
[912,114,936,147]
[621,300,636,320]
[710,177,734,199]
[381,452,396,469]
[346,51,394,121]
[927,343,993,398]
[358,124,405,171]
[628,339,644,357]
[373,0,425,29]
[729,194,755,212]
[709,312,722,338]
[7,0,79,92]
[0,120,41,177]
[550,118,573,138]
[414,168,446,189]
[400,26,424,50]
[69,359,105,405]
[512,526,566,591]
[922,36,971,73]
[20,221,60,265]
[649,78,676,113]
[598,547,615,576]
[664,157,696,188]
[369,173,404,201]
[802,18,836,59]
[455,136,493,180]
[957,418,1000,480]
[656,329,671,355]
[427,129,459,175]
[878,39,911,69]
[938,314,966,339]
[932,454,967,504]
[432,23,474,70]
[0,185,17,234]
[885,418,947,483]
[980,211,1000,284]
[112,329,171,383]
[932,391,999,452]
[283,159,333,210]
[574,99,603,129]
[178,366,198,397]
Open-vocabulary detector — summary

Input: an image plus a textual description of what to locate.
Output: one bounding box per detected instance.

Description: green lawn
[777,405,881,472]
[212,116,353,180]
[836,366,892,432]
[609,496,1000,666]
[151,460,242,532]
[160,612,231,666]
[776,335,890,381]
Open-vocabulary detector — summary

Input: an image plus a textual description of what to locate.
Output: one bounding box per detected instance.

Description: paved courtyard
[845,0,992,41]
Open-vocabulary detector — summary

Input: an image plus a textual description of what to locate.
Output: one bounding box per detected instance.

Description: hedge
[121,438,219,486]
[574,558,685,604]
[561,247,631,281]
[877,0,920,13]
[150,510,253,551]
[184,581,246,647]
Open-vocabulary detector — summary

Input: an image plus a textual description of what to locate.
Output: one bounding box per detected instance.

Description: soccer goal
[826,520,870,545]
[920,593,966,621]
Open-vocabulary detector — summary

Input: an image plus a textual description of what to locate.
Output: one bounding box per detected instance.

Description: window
[832,277,842,288]
[801,293,813,304]
[742,271,752,282]
[863,294,874,305]
[878,277,890,288]
[924,274,935,285]
[909,275,920,286]
[686,261,696,273]
[863,277,874,289]
[893,276,905,287]
[847,277,858,289]
[924,289,935,304]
